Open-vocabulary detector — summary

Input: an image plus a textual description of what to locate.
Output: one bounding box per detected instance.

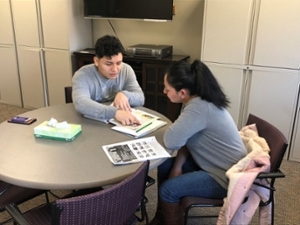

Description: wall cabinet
[0,47,22,106]
[246,68,299,141]
[252,0,300,68]
[0,0,14,45]
[201,0,300,161]
[10,0,43,108]
[204,63,247,126]
[0,0,21,106]
[40,0,92,106]
[17,48,46,108]
[4,0,92,108]
[44,50,75,106]
[12,0,40,48]
[73,50,190,122]
[201,0,257,127]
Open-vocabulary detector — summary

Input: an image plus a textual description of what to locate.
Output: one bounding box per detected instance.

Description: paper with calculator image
[109,109,167,138]
[102,136,171,165]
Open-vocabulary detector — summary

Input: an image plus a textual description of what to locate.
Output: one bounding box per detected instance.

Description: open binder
[85,109,167,138]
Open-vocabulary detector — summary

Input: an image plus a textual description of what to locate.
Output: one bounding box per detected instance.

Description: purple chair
[6,161,150,225]
[180,114,288,225]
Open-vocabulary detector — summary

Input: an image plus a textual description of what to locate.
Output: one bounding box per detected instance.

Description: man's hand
[115,110,141,126]
[113,92,131,111]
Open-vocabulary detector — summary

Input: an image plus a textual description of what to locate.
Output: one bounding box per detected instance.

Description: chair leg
[271,199,274,225]
[45,192,49,203]
[141,197,149,225]
[135,196,149,224]
[183,207,190,225]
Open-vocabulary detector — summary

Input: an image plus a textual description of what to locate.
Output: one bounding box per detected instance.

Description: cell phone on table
[7,116,37,125]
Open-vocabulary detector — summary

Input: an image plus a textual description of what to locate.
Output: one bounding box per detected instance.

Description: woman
[150,60,247,225]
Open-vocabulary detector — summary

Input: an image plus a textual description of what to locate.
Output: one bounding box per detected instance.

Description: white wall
[91,0,204,61]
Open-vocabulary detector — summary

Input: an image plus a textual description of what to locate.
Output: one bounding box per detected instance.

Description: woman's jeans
[158,156,227,203]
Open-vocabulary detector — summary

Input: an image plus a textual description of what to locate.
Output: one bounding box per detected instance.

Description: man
[72,35,145,125]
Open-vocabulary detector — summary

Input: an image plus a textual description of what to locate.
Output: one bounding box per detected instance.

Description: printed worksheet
[102,136,171,165]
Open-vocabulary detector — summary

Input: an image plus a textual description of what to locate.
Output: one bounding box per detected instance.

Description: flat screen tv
[83,0,174,21]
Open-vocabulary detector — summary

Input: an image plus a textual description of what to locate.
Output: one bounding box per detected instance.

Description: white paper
[102,136,171,165]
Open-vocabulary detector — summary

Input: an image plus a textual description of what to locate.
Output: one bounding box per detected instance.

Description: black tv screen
[83,0,174,21]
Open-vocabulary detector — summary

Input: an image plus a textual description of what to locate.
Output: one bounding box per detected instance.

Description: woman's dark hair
[95,35,125,58]
[165,59,230,109]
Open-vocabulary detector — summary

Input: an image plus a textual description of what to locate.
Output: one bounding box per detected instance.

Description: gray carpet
[0,103,299,225]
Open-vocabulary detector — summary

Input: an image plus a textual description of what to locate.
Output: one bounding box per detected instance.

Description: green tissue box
[34,121,82,142]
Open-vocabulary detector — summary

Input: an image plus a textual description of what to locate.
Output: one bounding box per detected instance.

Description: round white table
[0,104,172,190]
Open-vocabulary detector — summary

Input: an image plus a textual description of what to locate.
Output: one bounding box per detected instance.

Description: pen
[136,122,153,133]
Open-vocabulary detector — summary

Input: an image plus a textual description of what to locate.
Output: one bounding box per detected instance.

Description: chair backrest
[246,114,288,173]
[52,161,149,225]
[64,86,73,103]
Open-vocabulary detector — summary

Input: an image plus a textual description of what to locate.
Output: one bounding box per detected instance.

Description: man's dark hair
[94,35,125,58]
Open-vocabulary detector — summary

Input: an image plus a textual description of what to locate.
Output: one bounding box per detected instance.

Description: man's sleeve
[72,70,118,120]
[121,64,145,107]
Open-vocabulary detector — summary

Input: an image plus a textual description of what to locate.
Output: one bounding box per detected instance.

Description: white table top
[0,104,172,190]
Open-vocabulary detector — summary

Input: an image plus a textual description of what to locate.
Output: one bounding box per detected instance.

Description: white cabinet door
[0,47,22,106]
[252,0,300,69]
[206,63,247,127]
[18,48,45,108]
[11,0,41,47]
[40,0,69,50]
[0,0,14,45]
[246,67,299,141]
[44,50,72,106]
[201,0,254,65]
[39,0,91,106]
[40,0,92,51]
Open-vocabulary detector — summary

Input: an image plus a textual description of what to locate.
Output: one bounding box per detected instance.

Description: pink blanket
[217,124,271,225]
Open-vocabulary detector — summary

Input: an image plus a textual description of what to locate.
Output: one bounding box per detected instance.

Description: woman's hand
[169,146,190,178]
[169,166,183,178]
